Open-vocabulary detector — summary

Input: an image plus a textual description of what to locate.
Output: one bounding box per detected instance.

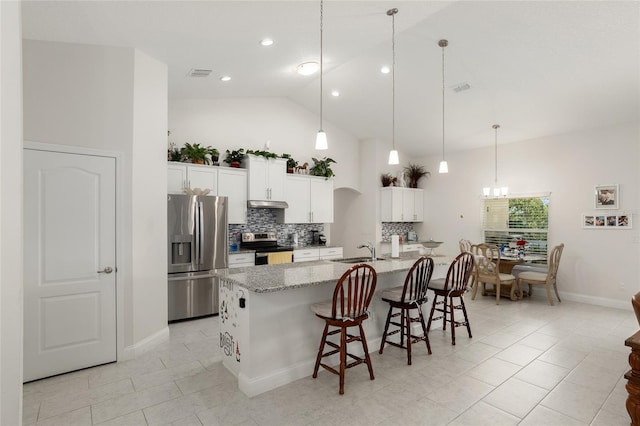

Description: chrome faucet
[357,242,376,261]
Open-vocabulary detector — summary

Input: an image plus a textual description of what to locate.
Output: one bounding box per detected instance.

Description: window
[482,196,550,260]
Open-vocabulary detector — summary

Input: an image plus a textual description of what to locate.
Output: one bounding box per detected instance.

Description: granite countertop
[213,252,452,293]
[229,249,255,255]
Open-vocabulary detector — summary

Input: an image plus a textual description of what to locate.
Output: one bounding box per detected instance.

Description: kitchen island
[213,254,451,397]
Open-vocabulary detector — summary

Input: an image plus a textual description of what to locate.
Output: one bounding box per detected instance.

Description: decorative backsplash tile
[381,222,416,242]
[229,209,324,247]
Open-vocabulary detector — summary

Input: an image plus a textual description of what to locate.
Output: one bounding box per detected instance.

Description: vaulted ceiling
[21,1,640,156]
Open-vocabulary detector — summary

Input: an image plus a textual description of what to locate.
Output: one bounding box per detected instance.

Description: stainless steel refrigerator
[167,194,228,321]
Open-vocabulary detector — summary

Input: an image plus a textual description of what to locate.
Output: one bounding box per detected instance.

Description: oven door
[255,252,269,265]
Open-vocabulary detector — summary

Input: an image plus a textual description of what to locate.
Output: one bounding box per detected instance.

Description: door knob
[97,266,113,274]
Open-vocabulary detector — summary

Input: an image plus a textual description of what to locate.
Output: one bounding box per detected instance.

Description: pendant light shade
[315,0,328,150]
[483,124,508,197]
[438,39,449,174]
[387,8,399,165]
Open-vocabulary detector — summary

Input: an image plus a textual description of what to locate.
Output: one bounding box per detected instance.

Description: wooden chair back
[441,252,475,293]
[331,264,377,320]
[547,243,565,281]
[400,256,434,304]
[473,243,501,279]
[459,239,472,253]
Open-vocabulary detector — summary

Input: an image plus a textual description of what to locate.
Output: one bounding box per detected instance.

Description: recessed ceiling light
[331,90,340,97]
[260,38,274,46]
[296,62,319,76]
[220,76,231,82]
[380,66,390,74]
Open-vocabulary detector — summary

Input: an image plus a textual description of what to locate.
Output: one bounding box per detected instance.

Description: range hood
[247,200,289,209]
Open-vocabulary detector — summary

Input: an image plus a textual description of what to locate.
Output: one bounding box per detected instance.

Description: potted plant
[168,142,183,162]
[246,149,278,160]
[381,172,397,187]
[224,148,245,168]
[404,163,430,188]
[209,148,220,165]
[182,143,216,165]
[309,157,336,179]
[281,154,298,173]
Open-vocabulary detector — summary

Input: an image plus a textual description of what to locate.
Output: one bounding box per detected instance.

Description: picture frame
[594,184,618,209]
[582,213,632,229]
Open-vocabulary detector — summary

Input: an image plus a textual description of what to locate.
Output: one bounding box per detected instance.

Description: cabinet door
[218,168,248,224]
[381,187,403,222]
[188,166,217,194]
[284,176,310,224]
[412,189,424,222]
[310,178,333,223]
[267,158,286,201]
[293,248,320,263]
[401,188,414,222]
[168,164,187,194]
[247,156,268,200]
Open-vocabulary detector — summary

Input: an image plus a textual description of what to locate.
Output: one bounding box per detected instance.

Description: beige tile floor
[23,295,637,425]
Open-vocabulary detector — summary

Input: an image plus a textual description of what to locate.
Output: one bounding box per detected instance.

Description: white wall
[417,122,639,308]
[22,40,168,356]
[131,50,169,343]
[1,2,24,423]
[168,98,360,191]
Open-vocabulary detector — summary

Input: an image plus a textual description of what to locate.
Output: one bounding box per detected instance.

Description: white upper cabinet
[217,168,248,224]
[168,162,218,195]
[246,155,286,201]
[167,163,248,223]
[380,187,424,222]
[281,175,333,224]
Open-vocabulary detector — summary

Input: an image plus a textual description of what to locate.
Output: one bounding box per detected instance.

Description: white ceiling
[21,1,640,157]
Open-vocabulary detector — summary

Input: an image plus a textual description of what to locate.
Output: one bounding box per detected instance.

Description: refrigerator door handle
[198,201,205,265]
[194,199,200,270]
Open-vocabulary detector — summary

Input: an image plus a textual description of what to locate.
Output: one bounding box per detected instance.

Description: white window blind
[482,196,550,259]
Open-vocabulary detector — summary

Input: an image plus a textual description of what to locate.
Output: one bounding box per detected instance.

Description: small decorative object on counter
[230,232,239,252]
[281,153,298,173]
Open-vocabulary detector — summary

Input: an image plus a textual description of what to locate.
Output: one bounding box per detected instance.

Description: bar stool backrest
[332,264,377,320]
[401,256,434,304]
[443,252,475,293]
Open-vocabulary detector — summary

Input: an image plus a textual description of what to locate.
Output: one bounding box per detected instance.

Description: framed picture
[582,213,632,229]
[595,184,618,209]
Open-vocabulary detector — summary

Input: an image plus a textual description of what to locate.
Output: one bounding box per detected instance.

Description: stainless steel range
[241,232,293,265]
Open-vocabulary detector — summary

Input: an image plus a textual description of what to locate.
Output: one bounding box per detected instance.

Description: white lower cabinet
[294,247,343,262]
[229,253,255,268]
[319,247,343,260]
[293,248,320,263]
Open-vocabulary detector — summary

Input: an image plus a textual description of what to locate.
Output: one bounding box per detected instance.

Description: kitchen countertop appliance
[241,232,293,265]
[167,194,228,322]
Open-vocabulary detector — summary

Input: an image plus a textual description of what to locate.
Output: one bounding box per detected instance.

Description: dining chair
[426,252,475,345]
[472,243,518,304]
[379,256,434,365]
[459,239,472,253]
[311,264,377,395]
[517,243,564,305]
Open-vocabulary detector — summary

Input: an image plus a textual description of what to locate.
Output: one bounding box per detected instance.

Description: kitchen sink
[331,256,386,263]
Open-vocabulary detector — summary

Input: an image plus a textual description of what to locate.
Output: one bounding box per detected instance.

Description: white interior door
[23,149,117,382]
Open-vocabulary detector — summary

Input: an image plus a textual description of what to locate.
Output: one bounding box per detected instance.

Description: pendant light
[438,39,449,174]
[387,8,399,165]
[483,124,509,197]
[315,0,328,150]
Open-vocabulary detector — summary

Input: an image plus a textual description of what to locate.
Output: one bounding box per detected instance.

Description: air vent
[450,82,471,93]
[187,68,212,78]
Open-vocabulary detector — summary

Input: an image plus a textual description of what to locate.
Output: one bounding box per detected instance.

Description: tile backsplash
[381,222,416,242]
[229,208,324,247]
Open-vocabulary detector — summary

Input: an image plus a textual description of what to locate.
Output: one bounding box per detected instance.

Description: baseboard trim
[555,291,632,311]
[121,326,170,361]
